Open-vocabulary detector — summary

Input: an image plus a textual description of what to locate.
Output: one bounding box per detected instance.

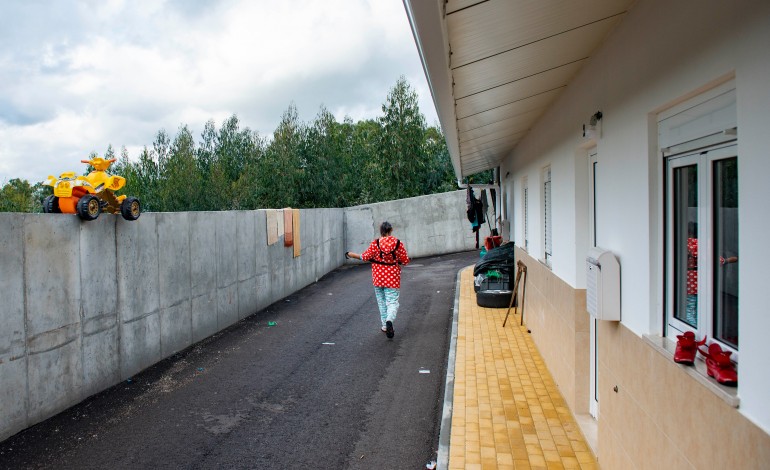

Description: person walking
[346,221,410,338]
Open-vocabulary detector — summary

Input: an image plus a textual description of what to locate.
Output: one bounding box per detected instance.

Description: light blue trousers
[373,287,400,327]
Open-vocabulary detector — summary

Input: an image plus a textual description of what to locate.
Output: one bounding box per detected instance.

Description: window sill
[643,334,739,408]
[538,258,552,270]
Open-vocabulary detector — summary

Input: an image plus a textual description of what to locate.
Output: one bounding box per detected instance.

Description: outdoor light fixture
[583,111,603,139]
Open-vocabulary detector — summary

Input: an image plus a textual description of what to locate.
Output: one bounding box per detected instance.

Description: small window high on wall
[660,80,738,354]
[543,166,552,266]
[522,176,529,251]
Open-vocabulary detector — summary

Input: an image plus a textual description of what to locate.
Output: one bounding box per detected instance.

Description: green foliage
[4,77,469,213]
[0,178,49,212]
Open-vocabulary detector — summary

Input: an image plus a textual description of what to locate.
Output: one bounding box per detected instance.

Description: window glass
[544,167,552,263]
[522,178,529,250]
[666,145,738,352]
[713,157,739,348]
[673,165,698,327]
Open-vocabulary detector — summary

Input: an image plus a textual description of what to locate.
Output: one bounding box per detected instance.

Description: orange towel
[284,208,293,247]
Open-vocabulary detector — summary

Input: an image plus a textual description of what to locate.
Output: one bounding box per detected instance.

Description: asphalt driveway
[0,250,478,470]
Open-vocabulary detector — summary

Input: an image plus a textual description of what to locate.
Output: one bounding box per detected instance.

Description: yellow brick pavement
[448,267,597,470]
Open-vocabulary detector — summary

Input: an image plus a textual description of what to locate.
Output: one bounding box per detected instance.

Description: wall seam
[22,215,30,429]
[188,213,193,345]
[156,216,162,358]
[115,217,122,379]
[78,221,85,399]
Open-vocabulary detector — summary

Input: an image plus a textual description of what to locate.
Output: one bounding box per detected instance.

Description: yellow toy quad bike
[43,156,141,221]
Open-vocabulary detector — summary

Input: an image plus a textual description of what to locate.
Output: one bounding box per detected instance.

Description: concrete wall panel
[0,357,27,441]
[79,216,117,321]
[158,213,192,356]
[82,324,119,396]
[254,211,271,312]
[27,338,82,424]
[215,212,238,328]
[23,215,81,337]
[189,212,218,343]
[117,214,160,322]
[0,213,27,440]
[120,314,161,379]
[237,211,258,319]
[160,301,192,357]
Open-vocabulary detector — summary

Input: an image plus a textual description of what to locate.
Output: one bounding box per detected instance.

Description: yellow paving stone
[546,461,566,470]
[466,450,482,465]
[574,451,594,463]
[539,439,556,451]
[525,444,544,456]
[557,445,575,457]
[449,267,596,470]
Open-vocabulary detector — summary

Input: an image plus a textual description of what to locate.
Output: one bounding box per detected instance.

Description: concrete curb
[437,265,467,469]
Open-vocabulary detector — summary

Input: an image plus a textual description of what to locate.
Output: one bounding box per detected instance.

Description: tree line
[1,77,489,213]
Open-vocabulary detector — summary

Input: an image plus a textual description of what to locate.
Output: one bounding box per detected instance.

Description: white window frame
[542,166,552,266]
[665,143,738,357]
[659,78,738,356]
[521,176,529,251]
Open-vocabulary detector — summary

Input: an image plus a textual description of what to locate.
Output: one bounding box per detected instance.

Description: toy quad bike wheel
[42,195,61,213]
[120,197,141,221]
[76,195,101,221]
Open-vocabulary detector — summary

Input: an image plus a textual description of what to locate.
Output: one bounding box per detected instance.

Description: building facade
[406,0,770,467]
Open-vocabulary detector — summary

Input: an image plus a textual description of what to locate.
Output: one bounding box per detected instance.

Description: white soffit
[407,0,635,178]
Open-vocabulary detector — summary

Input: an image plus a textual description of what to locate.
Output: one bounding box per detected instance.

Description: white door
[588,152,599,419]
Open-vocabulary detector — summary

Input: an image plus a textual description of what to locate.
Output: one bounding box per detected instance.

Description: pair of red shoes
[674,332,737,386]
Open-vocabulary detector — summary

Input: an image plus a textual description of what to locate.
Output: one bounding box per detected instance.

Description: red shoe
[674,331,706,365]
[698,343,737,386]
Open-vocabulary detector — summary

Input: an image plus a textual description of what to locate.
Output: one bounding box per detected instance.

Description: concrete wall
[343,190,492,259]
[1,189,478,442]
[0,208,344,442]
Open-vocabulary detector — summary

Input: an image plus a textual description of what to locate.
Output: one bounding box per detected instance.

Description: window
[666,145,738,351]
[661,80,738,354]
[522,176,529,250]
[543,166,552,265]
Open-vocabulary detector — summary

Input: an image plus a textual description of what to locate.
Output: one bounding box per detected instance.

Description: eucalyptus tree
[378,76,427,201]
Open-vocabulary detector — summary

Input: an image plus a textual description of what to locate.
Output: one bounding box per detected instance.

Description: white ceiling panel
[457,88,562,133]
[404,0,635,178]
[459,108,544,143]
[455,60,585,119]
[447,0,629,68]
[452,16,622,99]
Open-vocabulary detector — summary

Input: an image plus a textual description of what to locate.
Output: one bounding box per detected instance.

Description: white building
[405,0,770,467]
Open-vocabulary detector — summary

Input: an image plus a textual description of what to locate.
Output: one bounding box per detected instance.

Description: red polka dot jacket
[360,236,410,288]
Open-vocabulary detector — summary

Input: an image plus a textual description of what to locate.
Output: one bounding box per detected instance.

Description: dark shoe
[385,321,394,339]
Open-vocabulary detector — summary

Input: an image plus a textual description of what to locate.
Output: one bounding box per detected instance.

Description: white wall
[501,0,770,431]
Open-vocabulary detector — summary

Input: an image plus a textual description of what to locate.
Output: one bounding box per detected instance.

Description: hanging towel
[293,209,301,257]
[266,209,279,245]
[284,208,293,247]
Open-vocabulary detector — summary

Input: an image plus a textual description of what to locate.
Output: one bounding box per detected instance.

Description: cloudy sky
[0,0,438,184]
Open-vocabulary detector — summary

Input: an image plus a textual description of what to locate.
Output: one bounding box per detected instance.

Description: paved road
[0,250,478,470]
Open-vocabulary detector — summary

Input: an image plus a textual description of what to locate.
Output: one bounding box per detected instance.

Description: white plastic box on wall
[586,247,620,321]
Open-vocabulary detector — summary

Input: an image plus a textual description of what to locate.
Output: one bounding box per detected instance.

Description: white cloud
[0,0,437,184]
